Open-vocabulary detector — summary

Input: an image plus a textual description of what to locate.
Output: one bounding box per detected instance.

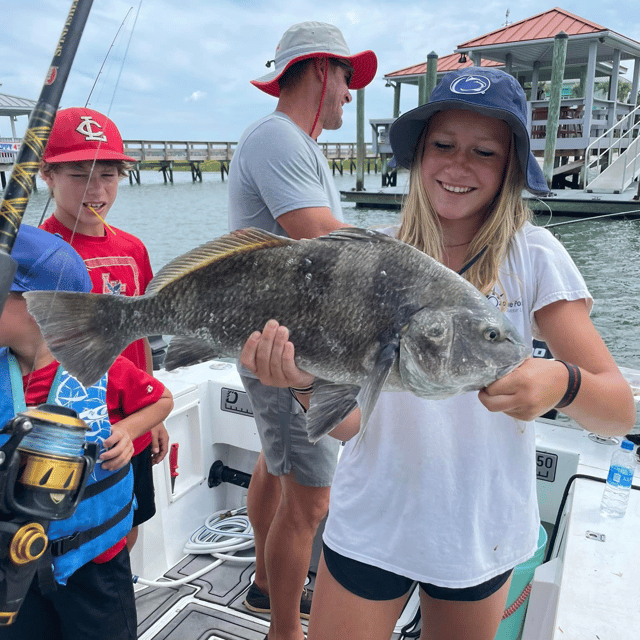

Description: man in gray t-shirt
[228,21,376,640]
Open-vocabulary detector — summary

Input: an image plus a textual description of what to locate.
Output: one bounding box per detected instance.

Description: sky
[2,1,639,144]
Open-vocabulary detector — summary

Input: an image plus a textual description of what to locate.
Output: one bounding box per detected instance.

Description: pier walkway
[121,140,381,183]
[1,139,381,186]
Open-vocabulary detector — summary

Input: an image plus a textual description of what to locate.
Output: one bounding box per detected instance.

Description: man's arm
[277,206,351,240]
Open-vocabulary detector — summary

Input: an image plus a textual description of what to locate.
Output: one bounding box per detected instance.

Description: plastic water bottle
[600,439,636,518]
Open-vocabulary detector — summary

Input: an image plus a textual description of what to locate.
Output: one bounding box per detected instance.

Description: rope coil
[502,582,532,620]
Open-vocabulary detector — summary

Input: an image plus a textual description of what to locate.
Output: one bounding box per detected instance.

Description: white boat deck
[130,362,640,639]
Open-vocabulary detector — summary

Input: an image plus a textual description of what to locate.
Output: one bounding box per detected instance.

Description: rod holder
[207,461,251,489]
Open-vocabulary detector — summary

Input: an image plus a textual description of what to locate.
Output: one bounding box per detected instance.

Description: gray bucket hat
[389,67,550,196]
[252,21,377,97]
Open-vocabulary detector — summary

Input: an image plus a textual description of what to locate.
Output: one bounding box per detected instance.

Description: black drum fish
[25,228,530,441]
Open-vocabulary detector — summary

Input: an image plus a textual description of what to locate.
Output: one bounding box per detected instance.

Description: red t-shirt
[40,216,155,453]
[23,356,165,563]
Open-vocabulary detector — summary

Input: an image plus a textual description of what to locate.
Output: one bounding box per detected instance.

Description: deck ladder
[584,104,640,193]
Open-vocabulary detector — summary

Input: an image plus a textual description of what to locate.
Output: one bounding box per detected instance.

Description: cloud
[186,91,207,102]
[2,0,638,143]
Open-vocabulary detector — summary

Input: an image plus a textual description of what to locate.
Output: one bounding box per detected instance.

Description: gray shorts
[240,374,340,487]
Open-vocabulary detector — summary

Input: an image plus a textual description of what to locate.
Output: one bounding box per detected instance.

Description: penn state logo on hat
[449,74,491,95]
[43,107,136,164]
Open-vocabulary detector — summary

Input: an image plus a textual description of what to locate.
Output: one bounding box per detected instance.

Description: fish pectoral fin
[356,341,398,440]
[164,336,220,370]
[306,381,360,443]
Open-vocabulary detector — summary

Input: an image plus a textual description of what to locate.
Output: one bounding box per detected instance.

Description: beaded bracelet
[555,360,581,409]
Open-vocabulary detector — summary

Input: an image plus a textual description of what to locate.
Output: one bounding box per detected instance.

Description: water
[22,170,640,369]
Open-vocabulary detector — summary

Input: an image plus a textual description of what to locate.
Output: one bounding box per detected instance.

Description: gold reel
[8,523,47,565]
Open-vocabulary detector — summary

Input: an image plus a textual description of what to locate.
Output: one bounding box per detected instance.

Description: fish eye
[483,327,500,341]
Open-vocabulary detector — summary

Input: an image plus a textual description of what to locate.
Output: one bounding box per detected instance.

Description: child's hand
[100,424,134,471]
[151,423,170,465]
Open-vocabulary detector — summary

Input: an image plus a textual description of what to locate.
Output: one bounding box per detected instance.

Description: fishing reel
[0,404,98,625]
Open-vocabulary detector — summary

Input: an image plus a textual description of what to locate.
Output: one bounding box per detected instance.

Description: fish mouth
[496,357,526,380]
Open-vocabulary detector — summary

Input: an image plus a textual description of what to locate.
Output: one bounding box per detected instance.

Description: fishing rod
[0,0,94,315]
[545,207,640,228]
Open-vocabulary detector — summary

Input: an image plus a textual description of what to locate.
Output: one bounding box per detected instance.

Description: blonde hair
[397,128,532,296]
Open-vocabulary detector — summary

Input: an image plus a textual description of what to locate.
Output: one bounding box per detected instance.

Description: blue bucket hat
[389,67,550,196]
[11,225,91,293]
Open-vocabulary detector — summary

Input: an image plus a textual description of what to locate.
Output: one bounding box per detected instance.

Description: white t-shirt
[323,222,591,588]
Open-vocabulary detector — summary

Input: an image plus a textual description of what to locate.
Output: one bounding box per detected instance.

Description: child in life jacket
[0,224,173,640]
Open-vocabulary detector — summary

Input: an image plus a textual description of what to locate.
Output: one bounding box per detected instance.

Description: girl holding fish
[241,67,635,640]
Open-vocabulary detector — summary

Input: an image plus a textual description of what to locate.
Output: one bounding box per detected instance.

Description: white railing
[122,140,376,163]
[0,138,21,164]
[584,104,640,192]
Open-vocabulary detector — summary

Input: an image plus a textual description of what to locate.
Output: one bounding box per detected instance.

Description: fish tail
[24,291,139,387]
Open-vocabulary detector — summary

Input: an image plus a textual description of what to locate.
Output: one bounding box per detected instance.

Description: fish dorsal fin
[147,228,293,295]
[320,227,400,244]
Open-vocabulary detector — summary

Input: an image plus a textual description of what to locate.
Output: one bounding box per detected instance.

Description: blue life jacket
[0,348,135,585]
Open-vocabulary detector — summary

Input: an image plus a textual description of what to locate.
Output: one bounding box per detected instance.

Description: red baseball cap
[43,107,136,164]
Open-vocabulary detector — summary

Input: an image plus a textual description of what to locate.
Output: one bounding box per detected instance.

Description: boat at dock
[130,356,640,640]
[344,8,640,217]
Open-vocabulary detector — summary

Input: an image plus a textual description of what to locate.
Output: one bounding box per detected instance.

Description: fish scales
[24,227,530,441]
[147,236,431,381]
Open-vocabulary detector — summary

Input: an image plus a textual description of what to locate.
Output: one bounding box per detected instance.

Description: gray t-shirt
[228,111,344,235]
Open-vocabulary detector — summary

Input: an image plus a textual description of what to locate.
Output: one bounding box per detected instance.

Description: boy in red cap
[39,107,169,551]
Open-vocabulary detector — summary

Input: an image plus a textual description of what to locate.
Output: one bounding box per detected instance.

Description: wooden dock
[1,138,382,187]
[340,176,640,217]
[121,140,381,184]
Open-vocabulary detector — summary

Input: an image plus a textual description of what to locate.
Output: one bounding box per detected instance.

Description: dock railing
[584,104,640,193]
[0,138,21,164]
[0,139,380,185]
[122,140,375,163]
[122,140,237,163]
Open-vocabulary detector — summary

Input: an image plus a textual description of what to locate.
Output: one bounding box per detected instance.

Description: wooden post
[393,82,401,118]
[631,56,640,108]
[543,32,568,187]
[583,41,597,144]
[529,61,541,128]
[425,52,438,103]
[609,49,621,143]
[356,88,365,191]
[504,53,513,75]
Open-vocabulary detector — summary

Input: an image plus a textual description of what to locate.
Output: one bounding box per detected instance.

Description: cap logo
[450,75,491,95]
[75,116,108,142]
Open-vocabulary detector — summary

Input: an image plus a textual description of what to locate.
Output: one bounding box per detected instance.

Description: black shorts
[131,444,156,527]
[322,543,512,602]
[5,547,137,640]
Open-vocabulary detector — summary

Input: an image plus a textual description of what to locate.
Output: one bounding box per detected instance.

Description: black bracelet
[555,360,581,409]
[289,386,310,413]
[289,384,314,395]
